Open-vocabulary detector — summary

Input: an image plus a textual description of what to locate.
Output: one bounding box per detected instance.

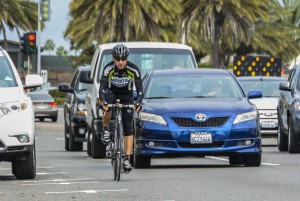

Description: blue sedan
[134,69,262,168]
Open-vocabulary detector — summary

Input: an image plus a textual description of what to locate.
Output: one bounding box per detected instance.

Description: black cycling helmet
[112,44,129,59]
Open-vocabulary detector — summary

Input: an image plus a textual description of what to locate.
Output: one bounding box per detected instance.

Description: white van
[81,42,198,158]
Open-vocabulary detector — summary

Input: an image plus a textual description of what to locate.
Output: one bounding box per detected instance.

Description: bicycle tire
[113,122,118,180]
[116,114,124,181]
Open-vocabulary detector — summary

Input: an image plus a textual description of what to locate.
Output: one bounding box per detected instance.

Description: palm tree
[0,0,38,50]
[56,46,68,56]
[65,0,181,51]
[44,39,55,55]
[181,0,269,68]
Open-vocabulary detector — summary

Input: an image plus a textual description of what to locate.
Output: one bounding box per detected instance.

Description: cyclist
[99,44,143,173]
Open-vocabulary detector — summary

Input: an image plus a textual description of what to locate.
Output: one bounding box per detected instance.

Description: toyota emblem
[195,113,206,121]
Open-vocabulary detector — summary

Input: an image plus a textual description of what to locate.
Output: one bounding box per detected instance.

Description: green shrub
[49,89,66,106]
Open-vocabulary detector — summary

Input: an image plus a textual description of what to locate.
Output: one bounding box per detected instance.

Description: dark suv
[277,64,300,153]
[59,66,89,151]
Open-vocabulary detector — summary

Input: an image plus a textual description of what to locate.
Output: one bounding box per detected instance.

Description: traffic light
[27,32,36,54]
[41,0,50,21]
[20,34,29,55]
[20,32,36,55]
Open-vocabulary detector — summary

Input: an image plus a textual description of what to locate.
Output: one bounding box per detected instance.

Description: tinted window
[145,73,244,98]
[0,53,17,88]
[97,48,197,79]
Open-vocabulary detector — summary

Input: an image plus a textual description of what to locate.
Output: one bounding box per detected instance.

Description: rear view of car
[28,92,58,122]
[0,46,43,179]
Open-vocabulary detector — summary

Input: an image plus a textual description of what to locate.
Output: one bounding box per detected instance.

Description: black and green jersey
[99,61,143,103]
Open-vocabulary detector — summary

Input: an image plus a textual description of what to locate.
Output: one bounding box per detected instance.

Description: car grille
[178,142,224,148]
[258,109,277,119]
[171,117,229,127]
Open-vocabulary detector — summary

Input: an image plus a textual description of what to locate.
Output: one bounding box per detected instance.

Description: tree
[56,46,69,56]
[181,0,269,68]
[0,0,39,50]
[64,0,181,51]
[43,39,55,55]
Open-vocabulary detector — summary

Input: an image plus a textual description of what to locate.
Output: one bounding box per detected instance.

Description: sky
[2,0,71,55]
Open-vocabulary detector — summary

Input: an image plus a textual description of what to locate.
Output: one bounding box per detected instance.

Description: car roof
[149,68,231,76]
[237,76,287,81]
[97,41,193,50]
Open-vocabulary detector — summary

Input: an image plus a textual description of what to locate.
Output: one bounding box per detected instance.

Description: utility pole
[37,0,41,75]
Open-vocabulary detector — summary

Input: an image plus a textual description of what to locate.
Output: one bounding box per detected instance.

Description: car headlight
[139,112,167,125]
[295,101,300,111]
[233,111,257,124]
[74,102,86,115]
[0,101,28,118]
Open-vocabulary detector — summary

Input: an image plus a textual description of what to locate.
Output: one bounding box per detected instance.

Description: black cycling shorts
[104,90,134,136]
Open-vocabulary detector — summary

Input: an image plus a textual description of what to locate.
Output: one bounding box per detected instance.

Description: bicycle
[106,99,135,181]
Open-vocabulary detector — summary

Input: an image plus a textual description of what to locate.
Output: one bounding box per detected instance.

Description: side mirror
[279,82,292,91]
[58,83,74,93]
[24,74,43,89]
[248,90,262,99]
[80,70,93,84]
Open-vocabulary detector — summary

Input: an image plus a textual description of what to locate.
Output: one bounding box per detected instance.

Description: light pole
[37,0,41,75]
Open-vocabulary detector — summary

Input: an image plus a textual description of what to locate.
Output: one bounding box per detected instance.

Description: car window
[97,48,197,80]
[75,71,88,91]
[297,69,300,90]
[0,52,17,88]
[28,93,54,101]
[239,80,286,97]
[145,73,244,98]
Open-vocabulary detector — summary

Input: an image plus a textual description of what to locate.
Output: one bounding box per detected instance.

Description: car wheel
[229,155,243,166]
[12,144,36,180]
[39,117,44,122]
[288,120,300,153]
[243,154,261,167]
[52,116,58,122]
[87,131,92,156]
[91,127,106,159]
[64,123,70,151]
[277,121,288,151]
[69,125,83,151]
[134,155,151,169]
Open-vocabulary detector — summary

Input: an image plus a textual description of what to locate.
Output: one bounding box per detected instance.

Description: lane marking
[45,189,129,194]
[206,156,280,166]
[37,172,69,175]
[23,178,94,183]
[23,181,98,186]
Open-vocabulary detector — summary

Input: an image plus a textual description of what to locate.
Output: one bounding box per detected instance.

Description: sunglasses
[114,57,127,61]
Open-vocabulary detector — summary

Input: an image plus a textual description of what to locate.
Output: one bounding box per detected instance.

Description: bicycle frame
[108,99,134,181]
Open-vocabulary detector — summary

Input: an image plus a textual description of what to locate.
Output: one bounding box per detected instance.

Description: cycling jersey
[99,61,143,103]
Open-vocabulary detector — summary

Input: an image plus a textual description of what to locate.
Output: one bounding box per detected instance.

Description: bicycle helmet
[112,44,129,59]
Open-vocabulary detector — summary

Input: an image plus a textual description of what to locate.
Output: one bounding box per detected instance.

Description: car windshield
[97,48,197,79]
[239,79,286,97]
[145,73,244,98]
[0,53,17,88]
[28,93,54,101]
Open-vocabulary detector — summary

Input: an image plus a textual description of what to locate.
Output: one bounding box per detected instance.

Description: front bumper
[71,115,87,142]
[0,144,34,162]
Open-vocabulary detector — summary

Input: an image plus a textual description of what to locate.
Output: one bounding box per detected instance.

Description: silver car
[238,76,288,137]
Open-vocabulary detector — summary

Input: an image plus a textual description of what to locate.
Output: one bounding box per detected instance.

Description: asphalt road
[2,108,296,201]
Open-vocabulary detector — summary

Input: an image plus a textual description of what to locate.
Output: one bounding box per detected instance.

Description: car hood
[74,90,87,101]
[142,98,253,114]
[0,87,21,103]
[249,97,278,110]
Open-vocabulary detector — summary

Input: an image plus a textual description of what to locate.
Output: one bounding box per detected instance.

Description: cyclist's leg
[120,94,134,171]
[101,90,116,145]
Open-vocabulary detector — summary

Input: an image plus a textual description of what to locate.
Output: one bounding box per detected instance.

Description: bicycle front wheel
[115,121,124,181]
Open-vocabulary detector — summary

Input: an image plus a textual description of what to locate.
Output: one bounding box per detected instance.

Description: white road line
[37,172,69,175]
[45,189,129,194]
[57,138,64,140]
[23,178,94,183]
[23,181,98,186]
[206,156,280,166]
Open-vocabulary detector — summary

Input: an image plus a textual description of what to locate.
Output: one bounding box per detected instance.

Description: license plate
[36,105,48,110]
[190,132,212,144]
[261,121,276,128]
